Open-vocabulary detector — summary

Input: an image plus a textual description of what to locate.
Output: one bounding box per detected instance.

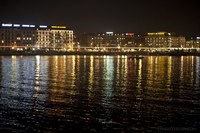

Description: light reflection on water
[0,55,200,132]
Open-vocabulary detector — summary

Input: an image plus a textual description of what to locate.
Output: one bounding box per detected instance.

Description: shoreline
[0,51,200,56]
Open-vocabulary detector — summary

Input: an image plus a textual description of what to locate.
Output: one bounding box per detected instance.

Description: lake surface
[0,55,200,132]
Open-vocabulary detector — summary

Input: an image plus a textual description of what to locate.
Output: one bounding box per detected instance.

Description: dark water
[0,55,200,132]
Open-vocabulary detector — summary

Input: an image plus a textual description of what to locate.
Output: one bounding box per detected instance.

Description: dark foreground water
[0,55,200,132]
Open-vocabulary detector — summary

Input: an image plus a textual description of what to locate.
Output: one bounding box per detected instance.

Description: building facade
[145,32,186,48]
[77,32,138,47]
[36,29,51,49]
[0,24,36,50]
[51,27,73,50]
[0,23,73,51]
[186,37,200,48]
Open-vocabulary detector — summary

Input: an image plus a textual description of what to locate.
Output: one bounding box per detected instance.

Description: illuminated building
[93,32,136,47]
[0,23,36,50]
[36,29,51,48]
[186,37,200,48]
[51,26,74,50]
[0,23,73,50]
[145,32,186,48]
[77,32,137,47]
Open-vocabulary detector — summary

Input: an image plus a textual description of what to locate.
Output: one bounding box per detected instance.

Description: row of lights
[2,23,48,28]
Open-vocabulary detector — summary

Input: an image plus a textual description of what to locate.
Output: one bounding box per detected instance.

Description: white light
[13,24,20,27]
[39,25,47,28]
[2,23,12,27]
[22,25,30,27]
[197,37,200,40]
[106,32,113,34]
[30,25,35,28]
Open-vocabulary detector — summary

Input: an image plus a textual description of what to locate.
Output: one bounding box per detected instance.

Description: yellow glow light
[147,32,171,36]
[51,26,67,29]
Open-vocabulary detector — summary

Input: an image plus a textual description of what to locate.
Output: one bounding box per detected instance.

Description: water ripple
[0,56,200,132]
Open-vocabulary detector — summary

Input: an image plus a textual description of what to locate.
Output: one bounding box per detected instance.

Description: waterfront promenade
[1,46,200,56]
[1,50,200,56]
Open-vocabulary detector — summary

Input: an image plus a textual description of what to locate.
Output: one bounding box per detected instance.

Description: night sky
[0,0,199,36]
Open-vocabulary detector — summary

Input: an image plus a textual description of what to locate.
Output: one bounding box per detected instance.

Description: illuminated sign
[13,24,20,27]
[17,24,35,28]
[147,33,155,35]
[22,25,30,27]
[30,25,35,28]
[2,23,12,27]
[39,25,47,28]
[106,32,113,35]
[2,23,48,28]
[126,33,134,36]
[147,32,171,36]
[22,24,35,28]
[51,26,66,29]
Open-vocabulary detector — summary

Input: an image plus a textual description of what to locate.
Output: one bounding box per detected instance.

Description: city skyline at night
[1,22,200,54]
[0,0,199,36]
[1,1,200,132]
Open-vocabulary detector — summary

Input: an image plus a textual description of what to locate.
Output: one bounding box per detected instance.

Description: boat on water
[128,55,144,60]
